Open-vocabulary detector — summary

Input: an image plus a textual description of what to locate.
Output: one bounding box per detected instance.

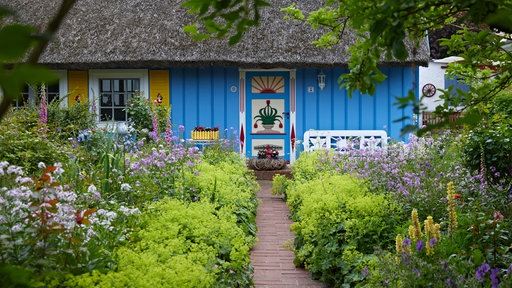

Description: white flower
[11,224,23,233]
[0,161,9,169]
[7,165,23,175]
[53,163,64,175]
[38,162,46,169]
[87,184,98,194]
[119,206,140,216]
[15,176,33,185]
[120,183,132,191]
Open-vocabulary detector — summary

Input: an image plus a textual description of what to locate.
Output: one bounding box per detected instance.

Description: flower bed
[277,133,512,287]
[0,107,258,287]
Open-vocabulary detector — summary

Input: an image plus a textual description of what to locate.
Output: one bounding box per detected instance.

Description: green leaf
[485,8,512,33]
[0,64,56,99]
[0,24,36,61]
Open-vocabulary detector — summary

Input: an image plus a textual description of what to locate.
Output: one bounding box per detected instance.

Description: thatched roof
[3,0,430,69]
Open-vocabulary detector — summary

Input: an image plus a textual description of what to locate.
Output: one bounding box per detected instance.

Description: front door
[245,71,290,160]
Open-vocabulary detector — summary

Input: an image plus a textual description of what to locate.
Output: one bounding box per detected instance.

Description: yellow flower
[411,209,422,241]
[446,182,458,235]
[396,234,403,254]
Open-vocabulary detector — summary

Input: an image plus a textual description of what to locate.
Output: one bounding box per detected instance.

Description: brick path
[250,180,324,288]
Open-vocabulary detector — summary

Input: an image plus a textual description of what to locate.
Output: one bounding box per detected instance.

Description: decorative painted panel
[246,71,290,160]
[251,76,285,94]
[251,99,285,134]
[67,70,88,106]
[149,70,170,107]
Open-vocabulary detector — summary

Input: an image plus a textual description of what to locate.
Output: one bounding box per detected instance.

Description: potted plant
[247,145,287,170]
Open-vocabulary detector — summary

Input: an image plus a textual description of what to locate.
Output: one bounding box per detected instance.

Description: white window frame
[54,70,68,107]
[89,69,149,126]
[0,70,67,108]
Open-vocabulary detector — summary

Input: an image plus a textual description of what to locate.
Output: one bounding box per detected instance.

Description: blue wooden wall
[294,67,417,144]
[169,66,417,146]
[170,67,240,139]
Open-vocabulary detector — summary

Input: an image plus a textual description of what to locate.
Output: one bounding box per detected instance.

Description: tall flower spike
[151,107,159,141]
[424,216,436,256]
[396,234,403,254]
[411,209,422,241]
[38,83,48,135]
[446,181,458,236]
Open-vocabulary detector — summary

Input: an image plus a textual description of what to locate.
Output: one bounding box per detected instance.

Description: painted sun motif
[251,76,285,94]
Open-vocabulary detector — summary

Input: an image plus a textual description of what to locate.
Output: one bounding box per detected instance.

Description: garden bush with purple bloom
[280,129,512,287]
[0,99,259,287]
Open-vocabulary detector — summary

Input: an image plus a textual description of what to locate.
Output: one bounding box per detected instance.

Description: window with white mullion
[99,78,140,121]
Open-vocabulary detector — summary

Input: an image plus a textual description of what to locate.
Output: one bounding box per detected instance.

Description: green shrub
[190,159,259,241]
[460,124,512,181]
[291,150,336,182]
[66,199,253,288]
[271,173,289,197]
[287,174,400,287]
[126,93,152,138]
[47,100,96,140]
[0,108,71,174]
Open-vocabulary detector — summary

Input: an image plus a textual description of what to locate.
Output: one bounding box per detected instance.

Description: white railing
[302,130,388,152]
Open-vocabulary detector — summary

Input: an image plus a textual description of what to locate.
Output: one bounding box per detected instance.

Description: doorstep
[249,167,293,180]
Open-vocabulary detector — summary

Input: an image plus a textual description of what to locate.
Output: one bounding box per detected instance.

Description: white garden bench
[302,130,388,152]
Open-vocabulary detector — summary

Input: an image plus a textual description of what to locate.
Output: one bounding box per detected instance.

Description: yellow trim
[149,70,170,107]
[67,71,88,106]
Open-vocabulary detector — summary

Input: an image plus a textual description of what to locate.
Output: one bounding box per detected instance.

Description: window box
[191,130,220,140]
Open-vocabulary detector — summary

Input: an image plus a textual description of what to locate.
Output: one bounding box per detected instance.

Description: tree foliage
[183,0,512,133]
[281,0,512,134]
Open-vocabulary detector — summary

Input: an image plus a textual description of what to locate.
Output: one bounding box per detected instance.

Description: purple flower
[402,237,411,248]
[490,268,499,288]
[440,260,447,270]
[412,268,421,277]
[476,263,490,282]
[179,125,185,133]
[362,267,368,277]
[416,240,424,251]
[507,264,512,275]
[428,238,437,248]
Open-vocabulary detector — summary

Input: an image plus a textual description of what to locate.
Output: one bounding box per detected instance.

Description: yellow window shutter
[67,71,88,106]
[149,70,170,107]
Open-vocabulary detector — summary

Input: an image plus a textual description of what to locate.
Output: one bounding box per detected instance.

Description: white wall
[418,62,446,112]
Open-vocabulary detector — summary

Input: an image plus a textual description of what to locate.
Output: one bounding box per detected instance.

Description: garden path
[250,180,324,288]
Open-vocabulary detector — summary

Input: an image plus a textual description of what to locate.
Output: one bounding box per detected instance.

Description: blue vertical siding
[295,66,417,144]
[169,65,416,145]
[170,67,239,138]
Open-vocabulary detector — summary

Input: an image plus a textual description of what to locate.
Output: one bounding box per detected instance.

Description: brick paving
[250,180,324,288]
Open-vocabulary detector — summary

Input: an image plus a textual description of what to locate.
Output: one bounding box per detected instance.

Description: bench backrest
[302,130,388,152]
